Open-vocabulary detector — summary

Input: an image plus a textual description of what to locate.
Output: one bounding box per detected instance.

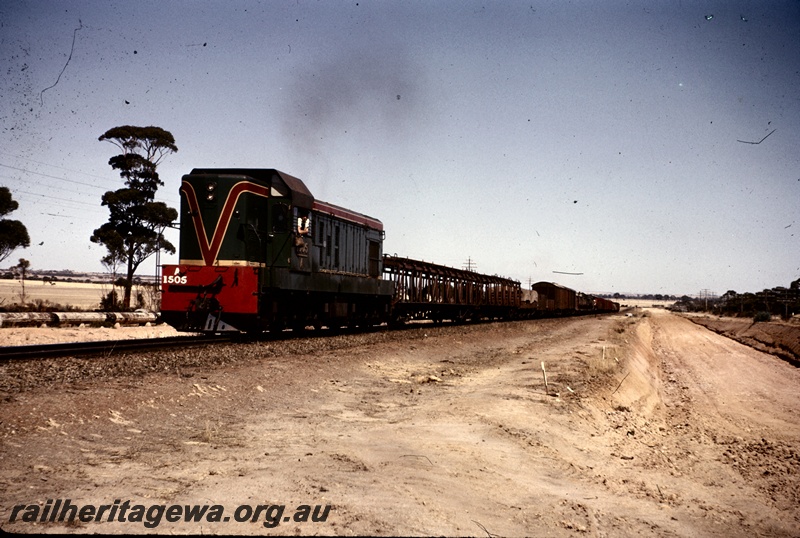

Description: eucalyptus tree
[91,126,178,309]
[0,187,30,264]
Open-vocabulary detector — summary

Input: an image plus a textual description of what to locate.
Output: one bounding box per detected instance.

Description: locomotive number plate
[162,275,188,285]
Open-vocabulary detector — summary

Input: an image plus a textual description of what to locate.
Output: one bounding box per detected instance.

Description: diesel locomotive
[160,168,394,333]
[160,168,617,334]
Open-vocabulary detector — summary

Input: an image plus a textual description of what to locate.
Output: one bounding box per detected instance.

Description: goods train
[160,169,618,334]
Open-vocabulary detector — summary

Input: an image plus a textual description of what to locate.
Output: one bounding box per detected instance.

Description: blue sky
[1,0,798,296]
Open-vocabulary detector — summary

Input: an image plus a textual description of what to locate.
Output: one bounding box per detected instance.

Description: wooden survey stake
[541,361,548,394]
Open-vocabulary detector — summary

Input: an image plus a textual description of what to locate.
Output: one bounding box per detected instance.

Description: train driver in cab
[296,211,311,238]
[295,210,311,253]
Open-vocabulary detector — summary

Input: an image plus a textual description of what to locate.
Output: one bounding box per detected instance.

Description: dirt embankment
[1,311,799,536]
[686,315,800,367]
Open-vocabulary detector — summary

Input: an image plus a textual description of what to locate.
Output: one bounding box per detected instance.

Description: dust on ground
[1,310,798,536]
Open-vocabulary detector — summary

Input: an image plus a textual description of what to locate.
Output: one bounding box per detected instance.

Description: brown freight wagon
[594,297,620,313]
[532,281,577,314]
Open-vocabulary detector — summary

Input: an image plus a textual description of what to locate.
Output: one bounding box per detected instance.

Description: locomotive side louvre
[311,200,384,278]
[265,199,394,330]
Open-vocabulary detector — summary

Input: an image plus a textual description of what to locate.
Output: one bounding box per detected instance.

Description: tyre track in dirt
[686,315,800,368]
[648,311,800,525]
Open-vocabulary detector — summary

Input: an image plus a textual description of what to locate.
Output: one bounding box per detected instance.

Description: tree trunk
[124,246,135,310]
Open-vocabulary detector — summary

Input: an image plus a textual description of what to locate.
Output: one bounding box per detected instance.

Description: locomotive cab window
[272,203,289,234]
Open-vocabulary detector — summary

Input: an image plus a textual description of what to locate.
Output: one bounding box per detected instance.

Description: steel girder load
[383,256,520,322]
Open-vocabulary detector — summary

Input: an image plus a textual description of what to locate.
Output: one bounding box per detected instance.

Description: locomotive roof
[312,200,384,231]
[531,281,575,291]
[187,168,383,230]
[188,168,314,209]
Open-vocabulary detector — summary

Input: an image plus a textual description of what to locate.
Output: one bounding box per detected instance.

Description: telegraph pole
[463,257,477,272]
[699,289,716,311]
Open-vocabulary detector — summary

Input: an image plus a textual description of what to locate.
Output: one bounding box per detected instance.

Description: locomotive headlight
[205,182,217,201]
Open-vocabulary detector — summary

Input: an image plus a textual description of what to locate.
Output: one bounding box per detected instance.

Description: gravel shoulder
[1,311,798,536]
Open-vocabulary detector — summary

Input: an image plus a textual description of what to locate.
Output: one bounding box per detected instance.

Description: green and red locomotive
[160,169,393,333]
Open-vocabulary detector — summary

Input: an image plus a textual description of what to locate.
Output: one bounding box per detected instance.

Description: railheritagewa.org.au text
[7,499,331,529]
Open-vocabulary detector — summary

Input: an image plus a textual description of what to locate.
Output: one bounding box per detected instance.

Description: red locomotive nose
[160,264,259,332]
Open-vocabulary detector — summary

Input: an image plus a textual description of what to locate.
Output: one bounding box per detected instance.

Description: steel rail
[0,335,234,361]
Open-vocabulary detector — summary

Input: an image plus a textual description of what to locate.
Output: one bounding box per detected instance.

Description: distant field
[615,298,675,309]
[0,280,156,310]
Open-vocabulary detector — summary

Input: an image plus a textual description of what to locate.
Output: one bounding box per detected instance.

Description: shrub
[753,311,772,323]
[101,290,122,311]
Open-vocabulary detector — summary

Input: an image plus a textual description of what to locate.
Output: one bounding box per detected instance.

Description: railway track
[0,323,399,362]
[0,322,416,362]
[0,335,235,361]
[0,313,618,362]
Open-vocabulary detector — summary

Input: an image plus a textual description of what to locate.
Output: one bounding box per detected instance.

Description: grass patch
[587,344,622,376]
[0,299,83,312]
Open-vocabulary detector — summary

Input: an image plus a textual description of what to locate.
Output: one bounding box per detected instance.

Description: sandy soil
[0,323,184,347]
[1,310,798,536]
[686,314,800,367]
